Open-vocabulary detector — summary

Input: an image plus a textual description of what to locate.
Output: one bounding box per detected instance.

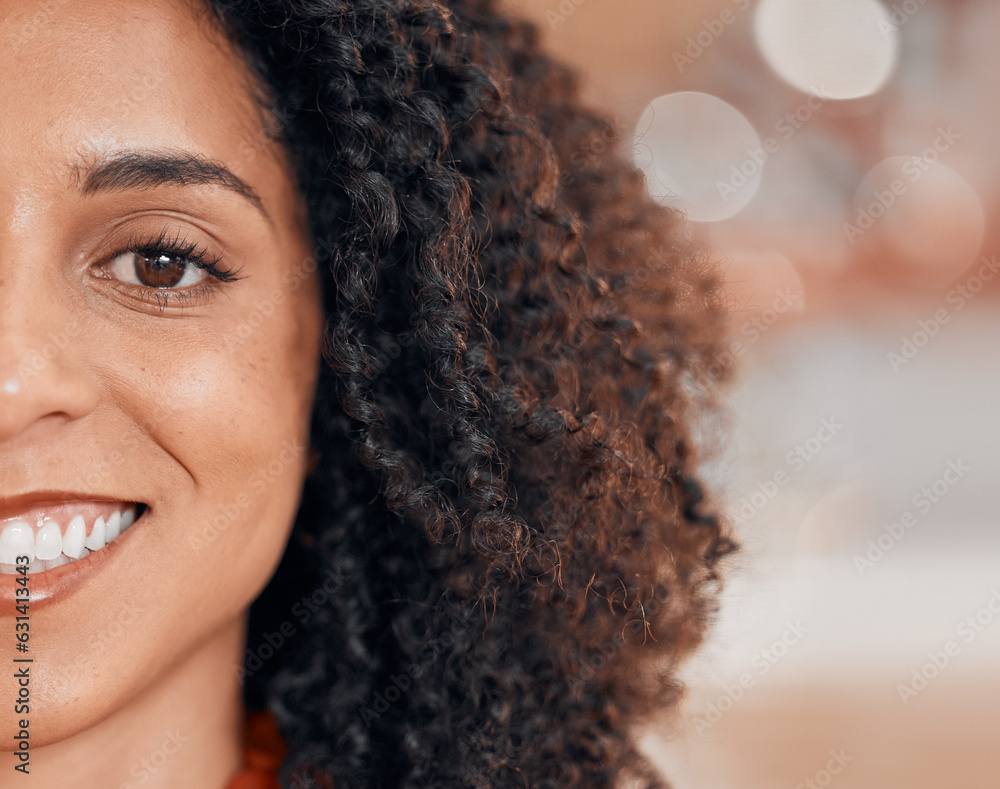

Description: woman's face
[0,0,323,745]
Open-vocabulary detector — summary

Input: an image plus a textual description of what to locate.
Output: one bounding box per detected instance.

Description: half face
[0,0,323,746]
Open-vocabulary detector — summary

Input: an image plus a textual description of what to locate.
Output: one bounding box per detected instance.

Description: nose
[0,281,99,445]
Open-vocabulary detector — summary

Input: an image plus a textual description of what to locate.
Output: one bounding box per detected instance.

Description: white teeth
[0,504,142,574]
[105,511,121,541]
[62,515,86,559]
[85,516,107,551]
[35,519,63,561]
[0,520,34,564]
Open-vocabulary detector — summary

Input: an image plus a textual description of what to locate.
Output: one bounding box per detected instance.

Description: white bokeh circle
[633,92,763,223]
[755,0,899,100]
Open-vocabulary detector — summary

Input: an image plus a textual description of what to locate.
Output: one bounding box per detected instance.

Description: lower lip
[0,509,147,613]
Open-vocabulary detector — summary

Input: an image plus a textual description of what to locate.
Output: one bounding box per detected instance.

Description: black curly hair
[206,0,736,785]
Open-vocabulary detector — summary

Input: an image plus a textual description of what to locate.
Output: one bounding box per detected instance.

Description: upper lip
[0,491,142,522]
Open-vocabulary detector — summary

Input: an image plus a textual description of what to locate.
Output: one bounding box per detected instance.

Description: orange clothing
[226,709,287,789]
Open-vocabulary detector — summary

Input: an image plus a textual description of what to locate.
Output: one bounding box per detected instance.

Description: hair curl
[208,0,736,785]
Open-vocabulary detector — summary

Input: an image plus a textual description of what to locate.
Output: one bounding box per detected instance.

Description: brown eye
[107,250,208,290]
[134,253,187,288]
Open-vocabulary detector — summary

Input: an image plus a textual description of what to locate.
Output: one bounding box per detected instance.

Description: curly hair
[207,0,736,785]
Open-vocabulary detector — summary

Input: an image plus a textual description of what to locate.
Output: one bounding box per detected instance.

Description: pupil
[135,254,185,288]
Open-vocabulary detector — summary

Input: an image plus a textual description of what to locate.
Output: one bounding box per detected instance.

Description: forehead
[0,0,272,189]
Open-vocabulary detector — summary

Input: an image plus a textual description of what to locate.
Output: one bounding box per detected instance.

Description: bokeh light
[853,156,985,284]
[510,1,1000,785]
[633,92,762,223]
[754,0,899,100]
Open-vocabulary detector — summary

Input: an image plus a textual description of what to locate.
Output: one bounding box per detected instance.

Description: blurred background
[504,1,999,787]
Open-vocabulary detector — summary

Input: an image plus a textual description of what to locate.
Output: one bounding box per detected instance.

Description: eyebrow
[77,150,270,222]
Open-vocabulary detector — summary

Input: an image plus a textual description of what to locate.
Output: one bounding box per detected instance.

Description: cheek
[203,285,320,523]
[116,271,323,582]
[22,276,324,745]
[161,298,321,498]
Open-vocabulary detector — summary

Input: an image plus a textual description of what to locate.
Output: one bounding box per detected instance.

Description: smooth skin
[0,1,323,786]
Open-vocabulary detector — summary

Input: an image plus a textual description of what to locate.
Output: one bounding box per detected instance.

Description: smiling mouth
[0,502,146,574]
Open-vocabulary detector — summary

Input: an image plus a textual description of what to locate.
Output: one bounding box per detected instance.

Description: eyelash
[100,228,245,311]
